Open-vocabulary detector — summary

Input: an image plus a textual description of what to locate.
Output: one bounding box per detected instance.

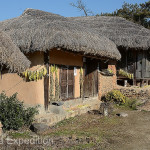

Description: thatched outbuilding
[69,16,150,86]
[0,9,120,110]
[0,31,30,73]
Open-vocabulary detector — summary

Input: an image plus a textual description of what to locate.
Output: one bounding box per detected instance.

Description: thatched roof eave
[0,9,121,60]
[0,31,31,73]
[68,16,150,50]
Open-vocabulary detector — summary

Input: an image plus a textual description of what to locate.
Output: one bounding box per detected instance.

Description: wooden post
[133,51,137,86]
[97,62,99,98]
[44,51,50,110]
[125,50,128,72]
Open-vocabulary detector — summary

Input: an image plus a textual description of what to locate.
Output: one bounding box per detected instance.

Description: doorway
[60,66,74,100]
[83,58,98,98]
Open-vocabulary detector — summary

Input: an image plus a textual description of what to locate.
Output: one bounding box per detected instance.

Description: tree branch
[70,0,94,16]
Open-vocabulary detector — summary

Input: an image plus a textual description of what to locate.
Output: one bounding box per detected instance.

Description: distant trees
[70,0,150,28]
[100,1,150,29]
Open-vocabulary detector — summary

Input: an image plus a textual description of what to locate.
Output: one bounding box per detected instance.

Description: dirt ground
[1,106,150,150]
[2,84,150,150]
[104,109,150,150]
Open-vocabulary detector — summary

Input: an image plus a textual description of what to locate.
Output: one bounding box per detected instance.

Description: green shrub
[103,90,126,105]
[124,98,137,110]
[103,90,138,110]
[0,92,39,131]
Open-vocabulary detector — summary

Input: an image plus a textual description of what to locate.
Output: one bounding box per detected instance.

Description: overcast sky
[0,0,148,21]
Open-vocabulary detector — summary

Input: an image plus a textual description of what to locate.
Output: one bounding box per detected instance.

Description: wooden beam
[54,48,113,61]
[44,51,50,110]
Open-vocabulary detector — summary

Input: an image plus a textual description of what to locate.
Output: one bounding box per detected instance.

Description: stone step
[35,99,101,126]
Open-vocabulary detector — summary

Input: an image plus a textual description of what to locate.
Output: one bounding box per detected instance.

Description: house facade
[0,9,120,110]
[0,48,118,110]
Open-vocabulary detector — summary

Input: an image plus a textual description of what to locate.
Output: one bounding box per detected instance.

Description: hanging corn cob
[118,69,134,79]
[21,67,47,81]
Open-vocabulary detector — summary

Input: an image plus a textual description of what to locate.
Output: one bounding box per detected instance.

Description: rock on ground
[30,123,50,134]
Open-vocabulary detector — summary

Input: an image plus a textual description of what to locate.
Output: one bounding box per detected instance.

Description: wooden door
[144,51,150,78]
[60,67,67,99]
[83,58,98,98]
[68,68,74,98]
[136,52,143,78]
[84,70,98,98]
[136,51,148,79]
[60,66,74,100]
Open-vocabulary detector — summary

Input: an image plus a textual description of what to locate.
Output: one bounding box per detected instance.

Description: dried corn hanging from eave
[118,69,134,79]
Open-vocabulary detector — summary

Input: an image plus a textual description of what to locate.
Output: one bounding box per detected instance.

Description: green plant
[103,90,138,110]
[108,69,113,74]
[124,98,137,110]
[0,92,39,131]
[103,90,126,105]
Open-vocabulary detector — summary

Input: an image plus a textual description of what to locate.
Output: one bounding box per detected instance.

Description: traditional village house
[0,9,121,111]
[69,16,150,86]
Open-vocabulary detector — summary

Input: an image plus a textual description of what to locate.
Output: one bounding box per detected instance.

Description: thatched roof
[69,16,150,50]
[0,31,30,72]
[0,9,121,60]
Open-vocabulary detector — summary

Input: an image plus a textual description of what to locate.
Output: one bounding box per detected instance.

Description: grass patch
[8,131,32,139]
[55,117,79,127]
[62,143,95,150]
[46,113,120,143]
[115,98,138,110]
[124,98,137,110]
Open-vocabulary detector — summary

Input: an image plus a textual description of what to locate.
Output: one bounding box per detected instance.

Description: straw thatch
[69,16,150,50]
[0,9,121,60]
[0,31,30,72]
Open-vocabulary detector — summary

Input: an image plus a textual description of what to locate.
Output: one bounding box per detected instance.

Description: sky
[0,0,148,21]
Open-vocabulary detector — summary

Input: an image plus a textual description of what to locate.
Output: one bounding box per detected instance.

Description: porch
[35,97,100,126]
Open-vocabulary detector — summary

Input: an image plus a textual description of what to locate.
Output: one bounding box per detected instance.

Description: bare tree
[70,0,94,16]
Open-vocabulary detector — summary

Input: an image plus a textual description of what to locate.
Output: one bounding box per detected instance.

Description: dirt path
[106,110,150,150]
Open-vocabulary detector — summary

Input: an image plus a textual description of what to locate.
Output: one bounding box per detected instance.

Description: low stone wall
[117,88,150,99]
[35,97,101,126]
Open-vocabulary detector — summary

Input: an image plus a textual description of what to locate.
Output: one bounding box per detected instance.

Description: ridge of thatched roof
[69,16,150,50]
[0,9,121,60]
[0,31,30,72]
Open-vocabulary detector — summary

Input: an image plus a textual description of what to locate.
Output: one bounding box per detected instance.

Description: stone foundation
[117,88,149,99]
[35,97,101,126]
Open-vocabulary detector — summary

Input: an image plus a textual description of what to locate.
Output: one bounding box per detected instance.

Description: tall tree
[70,0,94,16]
